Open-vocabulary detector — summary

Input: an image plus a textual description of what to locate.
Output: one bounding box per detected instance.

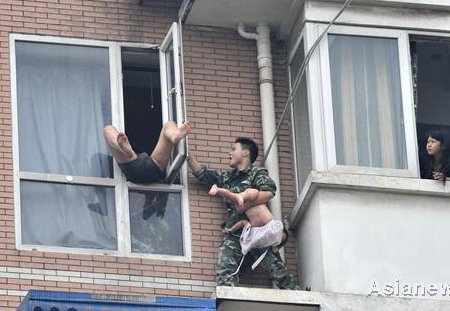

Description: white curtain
[328,35,407,169]
[16,41,117,249]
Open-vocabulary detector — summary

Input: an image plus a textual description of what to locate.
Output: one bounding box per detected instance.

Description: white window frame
[160,22,187,183]
[314,24,418,178]
[10,32,191,261]
[288,29,313,196]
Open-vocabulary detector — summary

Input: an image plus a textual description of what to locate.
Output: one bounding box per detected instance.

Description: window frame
[315,24,418,178]
[288,29,314,195]
[160,23,187,183]
[10,32,191,261]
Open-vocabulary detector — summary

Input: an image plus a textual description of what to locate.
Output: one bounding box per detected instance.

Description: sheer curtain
[16,41,117,249]
[328,35,407,169]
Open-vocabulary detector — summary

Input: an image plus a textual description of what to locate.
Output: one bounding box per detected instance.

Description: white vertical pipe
[238,22,282,223]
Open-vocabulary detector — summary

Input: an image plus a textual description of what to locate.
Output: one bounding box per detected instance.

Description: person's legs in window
[103,125,137,164]
[150,121,191,171]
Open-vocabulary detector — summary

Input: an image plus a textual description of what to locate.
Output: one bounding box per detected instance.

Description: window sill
[15,244,192,262]
[290,171,450,228]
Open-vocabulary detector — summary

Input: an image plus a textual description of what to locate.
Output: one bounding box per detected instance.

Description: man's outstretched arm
[187,152,202,174]
[188,151,223,187]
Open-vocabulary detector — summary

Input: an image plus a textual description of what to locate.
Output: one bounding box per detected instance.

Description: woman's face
[426,136,444,156]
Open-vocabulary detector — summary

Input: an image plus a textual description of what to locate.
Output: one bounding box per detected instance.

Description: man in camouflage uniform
[187,137,299,289]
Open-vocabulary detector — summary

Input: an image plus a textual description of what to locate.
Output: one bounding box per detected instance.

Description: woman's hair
[426,129,445,145]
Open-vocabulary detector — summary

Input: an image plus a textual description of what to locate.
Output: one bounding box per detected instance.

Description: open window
[121,47,162,161]
[10,24,191,259]
[410,37,450,154]
[121,22,186,184]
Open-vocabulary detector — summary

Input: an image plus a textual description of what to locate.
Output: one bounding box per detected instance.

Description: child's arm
[209,184,245,208]
[209,185,272,213]
[223,219,249,234]
[236,190,273,214]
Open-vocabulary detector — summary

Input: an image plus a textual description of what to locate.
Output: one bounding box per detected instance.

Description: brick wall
[0,1,297,310]
[183,25,297,287]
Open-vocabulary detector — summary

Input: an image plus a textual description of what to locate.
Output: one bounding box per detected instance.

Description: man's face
[229,143,248,168]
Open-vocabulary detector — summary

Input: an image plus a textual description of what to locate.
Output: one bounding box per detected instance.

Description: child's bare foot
[209,184,219,196]
[117,133,135,158]
[169,121,192,144]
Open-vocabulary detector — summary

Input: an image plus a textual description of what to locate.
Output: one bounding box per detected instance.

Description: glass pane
[16,41,113,178]
[21,181,117,250]
[129,190,183,256]
[292,80,312,191]
[328,35,407,169]
[290,40,305,82]
[290,40,312,192]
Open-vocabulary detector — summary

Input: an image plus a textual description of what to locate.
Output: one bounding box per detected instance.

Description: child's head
[277,227,289,249]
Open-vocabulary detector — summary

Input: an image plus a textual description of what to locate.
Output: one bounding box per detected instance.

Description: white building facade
[183,0,450,308]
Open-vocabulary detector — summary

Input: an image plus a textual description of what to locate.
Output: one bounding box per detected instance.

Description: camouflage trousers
[216,234,300,289]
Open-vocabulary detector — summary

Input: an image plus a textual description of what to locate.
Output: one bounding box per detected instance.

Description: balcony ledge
[216,286,450,311]
[290,171,450,228]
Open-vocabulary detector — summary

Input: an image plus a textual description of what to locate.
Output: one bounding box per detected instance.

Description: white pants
[240,219,283,255]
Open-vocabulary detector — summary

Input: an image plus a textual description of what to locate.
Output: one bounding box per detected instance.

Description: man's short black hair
[235,137,259,163]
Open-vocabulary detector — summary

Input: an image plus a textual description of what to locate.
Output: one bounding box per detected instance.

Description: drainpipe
[237,22,282,224]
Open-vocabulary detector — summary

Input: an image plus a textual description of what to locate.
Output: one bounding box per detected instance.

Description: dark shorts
[118,152,165,184]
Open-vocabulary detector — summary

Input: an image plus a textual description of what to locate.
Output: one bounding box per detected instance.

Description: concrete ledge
[290,171,450,227]
[320,0,450,11]
[216,286,450,311]
[306,1,450,35]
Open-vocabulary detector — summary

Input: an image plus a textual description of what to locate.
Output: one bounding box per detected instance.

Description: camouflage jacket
[193,165,277,229]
